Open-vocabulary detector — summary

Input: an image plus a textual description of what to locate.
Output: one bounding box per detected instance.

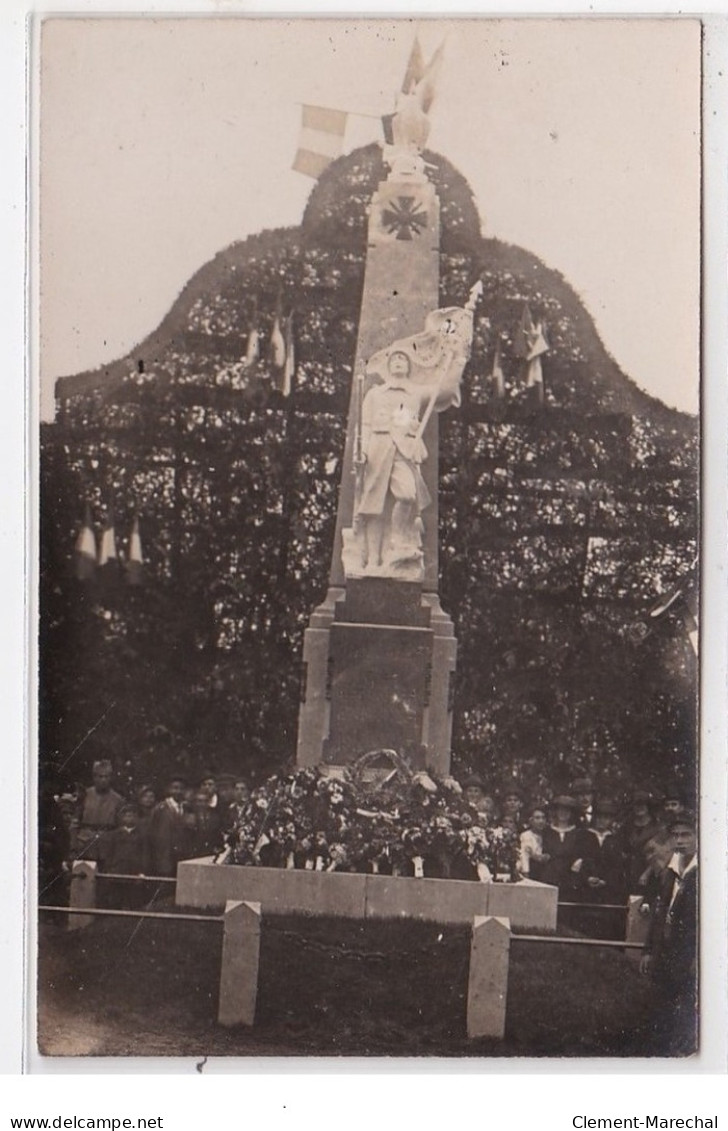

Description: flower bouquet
[218,759,525,885]
[401,824,431,878]
[487,824,522,883]
[460,824,494,883]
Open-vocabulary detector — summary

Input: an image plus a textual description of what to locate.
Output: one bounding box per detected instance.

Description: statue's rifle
[352,363,367,504]
[413,280,483,446]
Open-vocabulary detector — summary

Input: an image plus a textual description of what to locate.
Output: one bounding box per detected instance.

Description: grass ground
[36,904,690,1060]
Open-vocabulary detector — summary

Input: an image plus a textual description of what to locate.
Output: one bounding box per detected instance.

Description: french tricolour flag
[293,105,347,180]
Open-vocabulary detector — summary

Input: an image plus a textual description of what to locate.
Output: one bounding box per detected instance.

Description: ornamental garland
[216,758,521,882]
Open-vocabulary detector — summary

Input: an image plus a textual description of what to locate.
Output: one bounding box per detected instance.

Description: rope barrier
[94,873,176,883]
[39,904,643,950]
[558,901,628,911]
[39,904,221,924]
[512,934,642,949]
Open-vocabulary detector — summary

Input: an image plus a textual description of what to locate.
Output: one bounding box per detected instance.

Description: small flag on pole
[402,36,426,94]
[490,342,506,400]
[527,322,549,364]
[648,570,698,657]
[245,327,260,367]
[526,322,549,404]
[415,39,445,115]
[271,306,286,369]
[97,510,119,571]
[282,313,295,397]
[381,112,396,146]
[682,593,699,657]
[74,504,96,581]
[293,105,348,180]
[514,304,548,405]
[514,303,536,359]
[126,515,144,587]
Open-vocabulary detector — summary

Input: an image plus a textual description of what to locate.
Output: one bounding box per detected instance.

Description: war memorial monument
[40,24,699,1056]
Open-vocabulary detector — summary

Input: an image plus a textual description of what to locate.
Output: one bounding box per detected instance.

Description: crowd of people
[40,759,692,906]
[38,756,697,1047]
[463,771,697,1048]
[39,760,251,889]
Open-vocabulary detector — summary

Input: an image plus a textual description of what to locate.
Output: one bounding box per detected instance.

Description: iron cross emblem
[381,196,429,240]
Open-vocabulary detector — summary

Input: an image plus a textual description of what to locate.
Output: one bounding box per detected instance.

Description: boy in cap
[100,804,150,872]
[99,802,151,908]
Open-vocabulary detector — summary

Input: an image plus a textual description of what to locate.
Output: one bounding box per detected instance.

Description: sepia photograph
[35,16,702,1062]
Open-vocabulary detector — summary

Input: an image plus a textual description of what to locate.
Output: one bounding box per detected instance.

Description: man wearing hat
[640,811,698,1052]
[149,773,187,876]
[461,774,497,824]
[569,798,628,937]
[571,776,595,826]
[618,789,663,893]
[214,773,239,829]
[198,772,219,810]
[539,795,581,891]
[500,786,524,829]
[658,786,687,829]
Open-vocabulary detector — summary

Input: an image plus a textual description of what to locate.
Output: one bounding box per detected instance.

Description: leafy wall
[41,145,698,799]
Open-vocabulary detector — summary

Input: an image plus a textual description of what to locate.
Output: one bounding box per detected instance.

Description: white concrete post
[466,915,511,1040]
[218,900,261,1027]
[68,860,97,931]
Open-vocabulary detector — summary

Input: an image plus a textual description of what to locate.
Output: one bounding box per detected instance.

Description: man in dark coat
[149,775,186,876]
[570,798,627,938]
[618,789,663,894]
[540,795,581,893]
[187,787,223,858]
[640,811,698,1053]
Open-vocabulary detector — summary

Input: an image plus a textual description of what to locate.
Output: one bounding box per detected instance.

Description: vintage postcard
[34,16,704,1064]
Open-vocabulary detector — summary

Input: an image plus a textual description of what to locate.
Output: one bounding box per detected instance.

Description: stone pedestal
[176,858,558,931]
[297,577,456,775]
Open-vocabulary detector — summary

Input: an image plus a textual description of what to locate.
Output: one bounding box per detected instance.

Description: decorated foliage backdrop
[40,144,697,799]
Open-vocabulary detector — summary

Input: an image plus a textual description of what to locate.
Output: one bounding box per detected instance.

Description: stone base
[297,579,457,776]
[176,859,557,932]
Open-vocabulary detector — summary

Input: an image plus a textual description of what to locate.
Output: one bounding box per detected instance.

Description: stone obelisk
[297,112,467,777]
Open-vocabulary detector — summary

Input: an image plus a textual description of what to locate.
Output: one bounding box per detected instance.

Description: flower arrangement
[219,755,522,883]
